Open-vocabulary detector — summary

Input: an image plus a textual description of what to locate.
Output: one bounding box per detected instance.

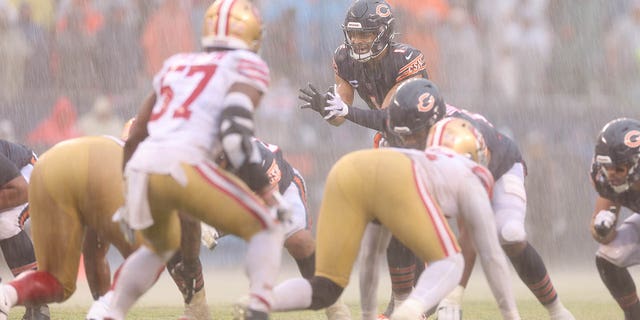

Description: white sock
[245,226,285,312]
[272,278,312,311]
[546,299,566,314]
[3,284,18,307]
[107,246,169,319]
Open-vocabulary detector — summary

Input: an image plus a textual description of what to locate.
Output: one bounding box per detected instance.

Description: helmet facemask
[343,23,392,62]
[596,154,640,193]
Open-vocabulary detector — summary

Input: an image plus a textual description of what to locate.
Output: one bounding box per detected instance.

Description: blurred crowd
[0,0,640,263]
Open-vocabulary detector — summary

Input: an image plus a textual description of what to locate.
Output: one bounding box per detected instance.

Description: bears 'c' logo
[624,130,640,148]
[417,93,435,112]
[376,4,391,17]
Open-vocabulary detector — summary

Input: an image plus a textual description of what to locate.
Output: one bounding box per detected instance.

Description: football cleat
[22,305,50,320]
[86,291,112,320]
[232,304,268,320]
[325,298,351,320]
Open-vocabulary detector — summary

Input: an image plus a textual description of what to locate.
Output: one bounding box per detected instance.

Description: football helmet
[427,117,490,167]
[592,117,640,193]
[385,78,446,148]
[342,0,395,62]
[201,0,262,52]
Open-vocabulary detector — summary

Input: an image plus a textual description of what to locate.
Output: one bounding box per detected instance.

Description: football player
[106,1,286,320]
[299,0,430,313]
[0,136,211,320]
[0,140,49,320]
[357,80,520,320]
[436,96,575,320]
[335,77,574,320]
[269,123,514,319]
[177,138,350,320]
[589,118,640,320]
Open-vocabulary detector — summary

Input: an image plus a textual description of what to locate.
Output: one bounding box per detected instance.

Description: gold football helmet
[201,0,263,52]
[427,117,490,167]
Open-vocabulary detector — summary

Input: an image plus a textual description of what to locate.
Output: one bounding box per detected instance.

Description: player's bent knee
[308,276,344,310]
[596,244,631,267]
[499,221,526,244]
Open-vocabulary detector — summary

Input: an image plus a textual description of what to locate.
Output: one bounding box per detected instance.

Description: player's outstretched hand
[299,83,330,117]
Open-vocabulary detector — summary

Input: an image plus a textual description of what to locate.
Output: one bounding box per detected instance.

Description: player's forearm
[469,216,520,319]
[344,107,387,132]
[359,223,392,320]
[178,212,202,264]
[0,180,27,209]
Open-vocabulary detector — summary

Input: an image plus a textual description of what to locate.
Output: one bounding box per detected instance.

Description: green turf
[8,299,621,319]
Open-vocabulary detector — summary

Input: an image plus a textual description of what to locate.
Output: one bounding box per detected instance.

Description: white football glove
[594,209,617,236]
[435,285,464,320]
[324,85,349,120]
[201,223,221,250]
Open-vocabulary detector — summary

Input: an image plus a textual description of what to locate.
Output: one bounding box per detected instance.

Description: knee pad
[596,245,631,267]
[499,221,527,244]
[308,276,344,310]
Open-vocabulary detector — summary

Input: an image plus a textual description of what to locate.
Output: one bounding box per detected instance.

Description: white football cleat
[325,298,351,320]
[390,298,425,320]
[85,291,112,320]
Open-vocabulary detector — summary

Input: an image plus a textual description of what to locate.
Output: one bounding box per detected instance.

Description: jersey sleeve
[0,154,21,186]
[230,50,271,93]
[332,44,352,82]
[392,44,428,83]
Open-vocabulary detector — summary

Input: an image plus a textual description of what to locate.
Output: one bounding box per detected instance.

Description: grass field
[4,262,625,319]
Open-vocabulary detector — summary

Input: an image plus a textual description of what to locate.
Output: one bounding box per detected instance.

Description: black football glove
[167,257,204,304]
[299,83,330,117]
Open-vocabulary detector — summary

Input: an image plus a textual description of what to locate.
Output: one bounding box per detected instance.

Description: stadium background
[0,0,640,312]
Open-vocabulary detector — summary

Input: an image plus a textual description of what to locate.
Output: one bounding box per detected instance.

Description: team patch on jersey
[396,53,426,82]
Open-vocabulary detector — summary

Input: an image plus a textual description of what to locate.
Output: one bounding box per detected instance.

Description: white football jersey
[129,49,269,173]
[397,146,494,219]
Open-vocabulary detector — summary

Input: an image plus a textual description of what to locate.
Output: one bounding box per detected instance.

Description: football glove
[435,285,464,320]
[594,209,616,237]
[324,85,349,120]
[299,83,330,118]
[201,222,221,250]
[168,258,204,304]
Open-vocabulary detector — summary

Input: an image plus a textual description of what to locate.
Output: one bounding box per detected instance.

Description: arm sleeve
[459,181,520,319]
[0,155,20,186]
[345,107,388,132]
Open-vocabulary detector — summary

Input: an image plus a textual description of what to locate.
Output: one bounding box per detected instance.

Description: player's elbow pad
[218,105,269,192]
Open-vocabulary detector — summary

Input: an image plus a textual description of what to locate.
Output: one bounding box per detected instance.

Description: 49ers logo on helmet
[417,93,435,112]
[624,130,640,148]
[376,4,391,17]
